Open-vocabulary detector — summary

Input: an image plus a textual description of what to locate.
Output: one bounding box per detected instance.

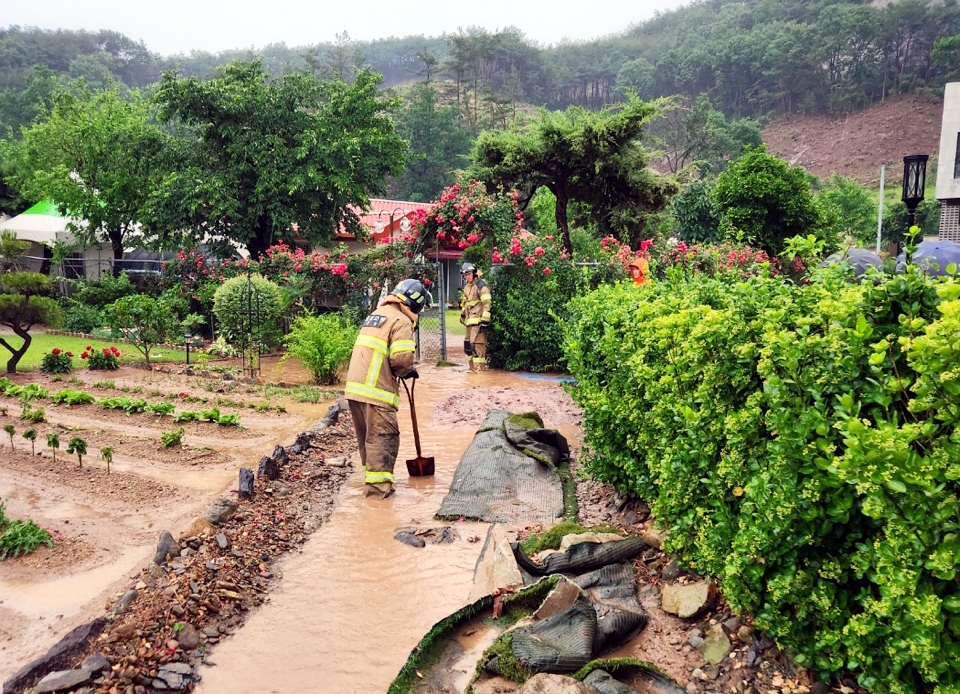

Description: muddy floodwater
[197,364,581,694]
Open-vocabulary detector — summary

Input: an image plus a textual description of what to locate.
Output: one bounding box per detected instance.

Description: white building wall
[937,82,960,241]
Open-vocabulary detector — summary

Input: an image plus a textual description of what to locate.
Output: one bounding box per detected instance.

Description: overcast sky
[0,0,692,56]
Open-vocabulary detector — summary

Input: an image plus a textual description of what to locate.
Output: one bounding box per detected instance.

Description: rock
[238,467,255,498]
[723,616,742,633]
[201,627,220,638]
[153,531,178,565]
[33,669,93,693]
[256,455,280,480]
[112,589,138,615]
[177,624,200,650]
[661,581,717,619]
[737,625,755,643]
[80,654,110,674]
[640,527,667,549]
[215,533,230,550]
[689,634,705,648]
[558,532,624,552]
[583,669,636,693]
[272,444,289,464]
[432,526,457,544]
[202,499,238,526]
[156,662,192,690]
[293,432,311,452]
[519,673,598,693]
[135,581,147,590]
[394,531,426,548]
[702,664,720,680]
[661,559,682,580]
[810,684,831,694]
[698,624,733,664]
[468,525,524,603]
[533,577,583,621]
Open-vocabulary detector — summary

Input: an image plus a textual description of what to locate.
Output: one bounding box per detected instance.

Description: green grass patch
[445,309,465,337]
[0,334,186,371]
[261,383,337,404]
[518,521,622,555]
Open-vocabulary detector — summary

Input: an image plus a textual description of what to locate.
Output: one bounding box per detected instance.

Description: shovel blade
[406,455,435,477]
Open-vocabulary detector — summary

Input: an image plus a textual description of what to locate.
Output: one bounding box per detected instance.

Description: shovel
[401,376,435,477]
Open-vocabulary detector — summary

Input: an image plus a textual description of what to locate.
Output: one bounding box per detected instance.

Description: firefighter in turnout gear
[459,262,491,372]
[345,278,426,499]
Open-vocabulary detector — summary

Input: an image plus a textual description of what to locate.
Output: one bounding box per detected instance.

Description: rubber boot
[364,482,395,499]
[468,358,477,372]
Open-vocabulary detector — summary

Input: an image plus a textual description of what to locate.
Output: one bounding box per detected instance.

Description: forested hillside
[1,0,958,216]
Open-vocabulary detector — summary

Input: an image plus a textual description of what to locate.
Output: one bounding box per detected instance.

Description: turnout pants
[465,325,488,370]
[347,399,400,498]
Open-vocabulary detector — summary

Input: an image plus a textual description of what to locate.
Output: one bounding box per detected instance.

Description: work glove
[400,369,419,380]
[479,320,491,329]
[463,340,473,356]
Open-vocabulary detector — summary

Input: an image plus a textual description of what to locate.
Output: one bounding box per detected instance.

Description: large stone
[256,455,280,480]
[532,577,583,621]
[272,444,289,464]
[156,662,193,691]
[661,581,717,619]
[153,530,178,565]
[468,524,524,603]
[394,531,426,548]
[177,624,200,650]
[698,624,733,664]
[519,673,599,693]
[3,618,107,694]
[558,532,625,552]
[640,527,667,549]
[111,589,137,615]
[202,498,238,525]
[80,654,110,674]
[33,669,93,693]
[238,467,255,498]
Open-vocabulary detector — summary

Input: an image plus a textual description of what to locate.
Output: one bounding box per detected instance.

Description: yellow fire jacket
[460,278,491,327]
[344,296,417,409]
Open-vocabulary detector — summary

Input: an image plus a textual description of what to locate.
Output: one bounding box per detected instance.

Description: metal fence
[386,262,447,363]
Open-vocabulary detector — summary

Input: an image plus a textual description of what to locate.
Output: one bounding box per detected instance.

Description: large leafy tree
[147,60,407,258]
[473,96,677,253]
[5,85,169,260]
[711,145,825,255]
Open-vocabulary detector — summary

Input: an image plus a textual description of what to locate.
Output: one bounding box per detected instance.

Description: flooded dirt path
[197,364,581,694]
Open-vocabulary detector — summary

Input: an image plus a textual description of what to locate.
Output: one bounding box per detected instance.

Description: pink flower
[676,241,688,253]
[543,267,552,275]
[534,247,545,257]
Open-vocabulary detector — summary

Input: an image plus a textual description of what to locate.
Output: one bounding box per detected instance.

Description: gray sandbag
[573,564,648,653]
[504,415,570,467]
[583,669,639,694]
[510,599,598,674]
[513,537,648,576]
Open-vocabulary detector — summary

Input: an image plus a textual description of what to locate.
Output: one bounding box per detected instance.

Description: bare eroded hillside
[762,92,944,187]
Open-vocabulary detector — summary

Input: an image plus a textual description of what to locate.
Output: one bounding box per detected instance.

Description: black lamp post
[902,153,929,231]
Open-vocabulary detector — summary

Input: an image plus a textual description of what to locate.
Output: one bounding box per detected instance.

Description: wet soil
[0,361,334,686]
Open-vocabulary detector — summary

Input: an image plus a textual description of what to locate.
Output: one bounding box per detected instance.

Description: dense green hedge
[563,266,959,693]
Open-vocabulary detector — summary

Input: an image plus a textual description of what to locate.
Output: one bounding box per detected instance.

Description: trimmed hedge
[563,266,959,693]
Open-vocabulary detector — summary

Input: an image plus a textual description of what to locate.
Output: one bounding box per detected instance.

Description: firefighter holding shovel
[344,279,426,499]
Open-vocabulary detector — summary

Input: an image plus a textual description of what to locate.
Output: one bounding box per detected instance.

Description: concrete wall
[937,82,960,240]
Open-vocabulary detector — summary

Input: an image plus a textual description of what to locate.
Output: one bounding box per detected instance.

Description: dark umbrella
[895,240,960,276]
[819,247,884,276]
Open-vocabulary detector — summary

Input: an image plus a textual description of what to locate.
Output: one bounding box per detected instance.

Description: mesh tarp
[513,537,648,576]
[573,564,648,653]
[435,410,565,524]
[510,598,598,674]
[583,669,641,694]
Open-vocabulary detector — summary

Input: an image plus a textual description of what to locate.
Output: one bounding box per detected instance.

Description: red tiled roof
[336,198,436,242]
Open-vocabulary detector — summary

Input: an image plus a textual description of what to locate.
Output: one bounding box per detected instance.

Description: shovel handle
[401,377,423,458]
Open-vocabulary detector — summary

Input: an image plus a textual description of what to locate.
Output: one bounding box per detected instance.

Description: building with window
[936,82,960,241]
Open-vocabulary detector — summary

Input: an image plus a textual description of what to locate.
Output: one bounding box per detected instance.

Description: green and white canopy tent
[0,200,84,245]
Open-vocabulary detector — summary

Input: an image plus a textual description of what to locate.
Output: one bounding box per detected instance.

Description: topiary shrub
[213,274,284,350]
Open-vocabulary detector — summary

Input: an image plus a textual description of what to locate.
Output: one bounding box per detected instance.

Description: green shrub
[213,274,284,350]
[71,271,136,309]
[62,303,104,334]
[40,348,74,374]
[65,437,87,467]
[20,406,45,424]
[160,427,184,448]
[563,265,958,693]
[146,402,175,417]
[282,311,358,385]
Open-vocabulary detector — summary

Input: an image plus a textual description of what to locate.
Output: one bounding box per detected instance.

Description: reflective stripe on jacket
[461,278,491,326]
[345,299,416,409]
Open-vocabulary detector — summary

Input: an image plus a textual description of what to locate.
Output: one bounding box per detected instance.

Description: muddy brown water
[196,365,580,694]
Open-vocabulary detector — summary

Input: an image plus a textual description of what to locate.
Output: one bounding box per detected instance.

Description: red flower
[80,352,88,359]
[111,347,120,356]
[66,352,73,358]
[102,348,110,356]
[51,348,61,355]
[86,345,92,351]
[543,267,552,275]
